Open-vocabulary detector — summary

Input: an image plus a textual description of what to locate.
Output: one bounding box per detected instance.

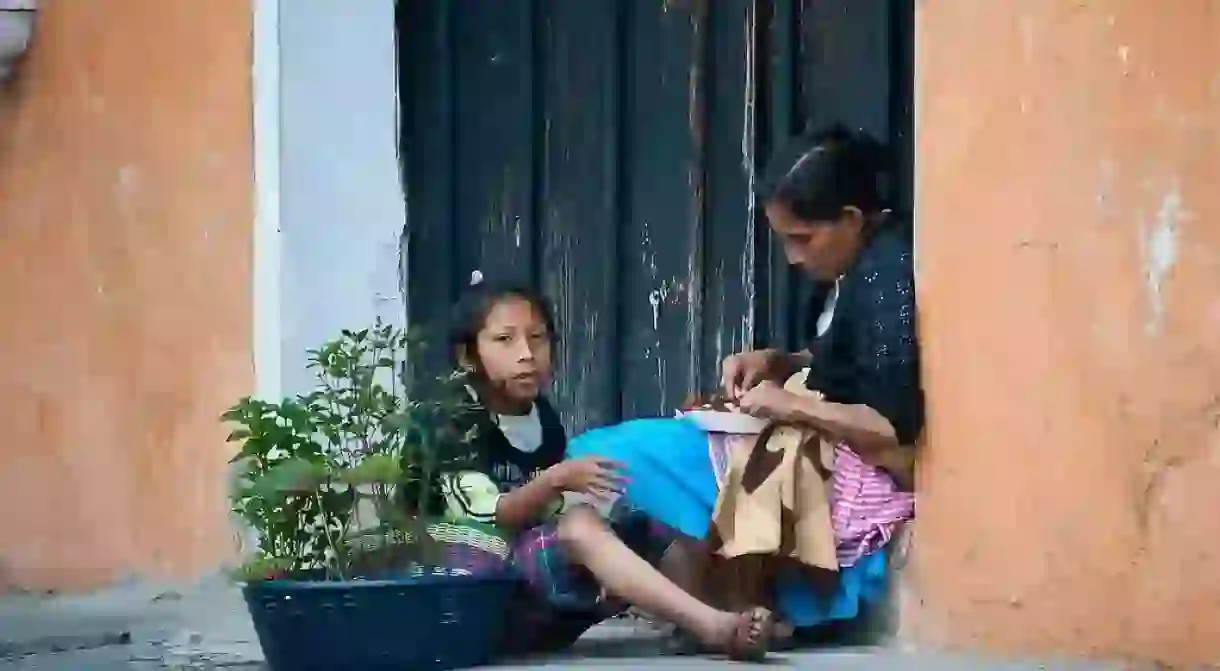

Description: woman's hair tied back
[759,122,894,222]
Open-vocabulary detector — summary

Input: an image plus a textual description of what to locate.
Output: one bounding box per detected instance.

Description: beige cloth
[707,370,838,575]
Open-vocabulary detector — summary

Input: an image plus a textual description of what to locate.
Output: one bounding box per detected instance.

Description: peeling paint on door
[398,0,911,432]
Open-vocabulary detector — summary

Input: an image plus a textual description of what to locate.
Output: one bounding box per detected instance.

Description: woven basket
[243,567,518,670]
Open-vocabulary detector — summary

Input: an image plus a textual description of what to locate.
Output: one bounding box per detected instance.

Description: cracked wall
[912,1,1220,665]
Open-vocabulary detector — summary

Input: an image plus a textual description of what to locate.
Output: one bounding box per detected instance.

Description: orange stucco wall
[913,1,1220,665]
[0,1,252,591]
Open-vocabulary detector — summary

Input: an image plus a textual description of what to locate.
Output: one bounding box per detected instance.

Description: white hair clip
[469,270,484,287]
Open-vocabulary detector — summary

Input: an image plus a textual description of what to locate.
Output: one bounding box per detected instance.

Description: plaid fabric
[428,499,678,654]
[436,537,513,577]
[829,444,915,567]
[509,499,678,611]
[344,520,512,578]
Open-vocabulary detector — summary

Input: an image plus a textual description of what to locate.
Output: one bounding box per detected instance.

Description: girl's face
[766,201,866,281]
[467,296,553,410]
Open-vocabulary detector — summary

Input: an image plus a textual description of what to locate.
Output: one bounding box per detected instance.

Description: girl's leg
[557,506,771,659]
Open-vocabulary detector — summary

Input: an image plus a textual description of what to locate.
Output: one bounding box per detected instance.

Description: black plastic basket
[243,569,519,670]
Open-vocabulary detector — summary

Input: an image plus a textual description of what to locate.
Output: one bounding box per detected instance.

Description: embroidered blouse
[804,223,924,445]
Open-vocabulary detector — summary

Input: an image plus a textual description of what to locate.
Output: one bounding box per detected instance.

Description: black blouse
[399,395,567,511]
[467,397,568,493]
[804,223,923,445]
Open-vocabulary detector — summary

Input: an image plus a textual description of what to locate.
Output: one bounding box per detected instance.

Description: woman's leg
[717,556,797,649]
[557,505,771,658]
[659,536,712,602]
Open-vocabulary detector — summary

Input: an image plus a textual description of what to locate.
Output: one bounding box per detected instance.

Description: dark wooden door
[397,0,911,432]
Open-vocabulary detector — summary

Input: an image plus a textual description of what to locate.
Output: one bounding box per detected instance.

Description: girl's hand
[737,381,801,421]
[547,457,627,499]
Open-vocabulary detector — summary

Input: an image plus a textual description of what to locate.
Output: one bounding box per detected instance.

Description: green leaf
[337,454,404,486]
[229,555,295,583]
[247,458,328,498]
[220,406,245,423]
[221,320,461,557]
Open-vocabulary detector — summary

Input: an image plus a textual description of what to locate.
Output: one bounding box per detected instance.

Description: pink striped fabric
[706,432,745,490]
[705,434,914,568]
[829,443,915,567]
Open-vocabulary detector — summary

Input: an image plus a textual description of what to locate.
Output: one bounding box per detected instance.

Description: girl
[433,280,774,660]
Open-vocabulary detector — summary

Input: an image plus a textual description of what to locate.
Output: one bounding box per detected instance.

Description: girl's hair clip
[469,270,484,287]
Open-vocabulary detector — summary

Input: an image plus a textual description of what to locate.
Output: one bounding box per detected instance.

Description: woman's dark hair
[449,280,557,368]
[757,124,893,222]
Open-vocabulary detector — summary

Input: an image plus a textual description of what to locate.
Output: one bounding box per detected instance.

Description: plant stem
[313,489,345,580]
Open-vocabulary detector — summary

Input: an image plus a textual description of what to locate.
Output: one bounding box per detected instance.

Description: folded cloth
[706,371,839,586]
[564,383,905,628]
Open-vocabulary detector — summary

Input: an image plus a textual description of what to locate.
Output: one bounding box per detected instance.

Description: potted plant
[224,322,519,671]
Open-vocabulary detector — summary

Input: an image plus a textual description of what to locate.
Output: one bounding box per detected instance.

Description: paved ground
[0,647,1128,671]
[0,576,1125,670]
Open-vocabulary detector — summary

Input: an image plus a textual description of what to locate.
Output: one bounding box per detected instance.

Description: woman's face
[765,201,865,280]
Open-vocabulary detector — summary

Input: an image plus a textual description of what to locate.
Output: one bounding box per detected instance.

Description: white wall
[271,0,407,396]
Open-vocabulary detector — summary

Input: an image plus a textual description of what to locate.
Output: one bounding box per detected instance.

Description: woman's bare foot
[772,618,796,650]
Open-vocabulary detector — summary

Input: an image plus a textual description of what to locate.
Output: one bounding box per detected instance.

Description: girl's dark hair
[757,124,893,222]
[449,281,556,367]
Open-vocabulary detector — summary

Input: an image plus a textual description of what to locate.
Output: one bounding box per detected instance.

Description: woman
[567,124,919,645]
[709,123,920,626]
[724,123,920,485]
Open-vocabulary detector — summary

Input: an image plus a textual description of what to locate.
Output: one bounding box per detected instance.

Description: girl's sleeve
[410,403,505,526]
[438,470,502,525]
[850,247,924,445]
[398,400,491,519]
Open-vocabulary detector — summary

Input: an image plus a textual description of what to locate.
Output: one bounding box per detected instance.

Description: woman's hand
[721,349,792,399]
[737,381,803,421]
[546,457,626,499]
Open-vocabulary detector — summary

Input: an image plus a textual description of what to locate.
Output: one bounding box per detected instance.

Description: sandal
[663,607,774,661]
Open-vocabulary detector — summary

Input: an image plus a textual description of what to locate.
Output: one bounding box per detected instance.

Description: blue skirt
[566,417,889,627]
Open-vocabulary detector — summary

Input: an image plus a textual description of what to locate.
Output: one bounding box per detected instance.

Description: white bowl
[679,410,769,435]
